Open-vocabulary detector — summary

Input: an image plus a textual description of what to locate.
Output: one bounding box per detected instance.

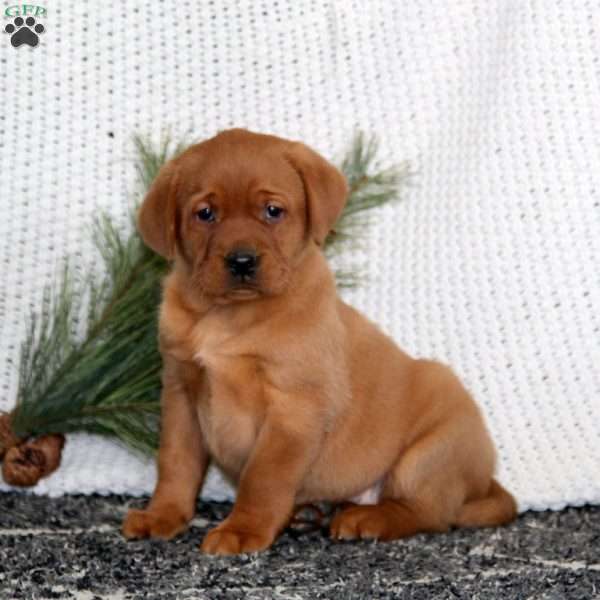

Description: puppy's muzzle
[225,249,259,280]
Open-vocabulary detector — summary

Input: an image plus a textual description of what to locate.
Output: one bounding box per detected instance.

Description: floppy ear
[137,162,180,259]
[285,142,348,246]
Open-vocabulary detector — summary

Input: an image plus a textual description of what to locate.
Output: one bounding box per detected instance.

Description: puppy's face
[176,133,307,301]
[138,129,348,303]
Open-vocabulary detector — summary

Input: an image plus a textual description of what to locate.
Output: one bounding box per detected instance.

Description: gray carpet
[0,493,598,599]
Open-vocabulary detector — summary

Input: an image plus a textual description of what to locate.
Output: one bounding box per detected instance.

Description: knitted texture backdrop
[1,1,599,512]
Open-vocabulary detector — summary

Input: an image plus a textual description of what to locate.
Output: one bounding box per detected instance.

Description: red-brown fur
[122,129,517,555]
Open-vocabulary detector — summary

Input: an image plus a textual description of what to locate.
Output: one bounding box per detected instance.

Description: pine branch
[10,136,182,455]
[9,132,412,457]
[328,131,413,287]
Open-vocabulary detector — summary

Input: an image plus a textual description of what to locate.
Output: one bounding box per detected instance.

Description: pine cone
[0,412,22,460]
[2,434,65,487]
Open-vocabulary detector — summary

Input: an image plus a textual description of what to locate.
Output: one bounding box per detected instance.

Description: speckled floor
[0,493,598,600]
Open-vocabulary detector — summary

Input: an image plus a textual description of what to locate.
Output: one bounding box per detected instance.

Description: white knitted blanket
[1,1,599,512]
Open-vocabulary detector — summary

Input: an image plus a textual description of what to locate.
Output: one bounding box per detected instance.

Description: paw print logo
[4,17,45,48]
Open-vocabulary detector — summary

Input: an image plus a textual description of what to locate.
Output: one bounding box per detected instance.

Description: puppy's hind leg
[330,424,467,541]
[331,361,505,541]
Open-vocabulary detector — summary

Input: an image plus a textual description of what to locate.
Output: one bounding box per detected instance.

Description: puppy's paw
[122,507,189,540]
[329,504,391,541]
[201,522,273,555]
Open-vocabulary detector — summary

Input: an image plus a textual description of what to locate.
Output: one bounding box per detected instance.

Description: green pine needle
[330,131,412,286]
[10,131,411,455]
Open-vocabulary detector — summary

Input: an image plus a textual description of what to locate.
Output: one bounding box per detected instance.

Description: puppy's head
[138,129,347,302]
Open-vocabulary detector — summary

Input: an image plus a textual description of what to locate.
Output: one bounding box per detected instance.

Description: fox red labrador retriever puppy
[122,129,517,555]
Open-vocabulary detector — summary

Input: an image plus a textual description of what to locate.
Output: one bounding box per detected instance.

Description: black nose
[225,250,259,278]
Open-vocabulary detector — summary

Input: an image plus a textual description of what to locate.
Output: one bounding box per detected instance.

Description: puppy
[122,129,517,555]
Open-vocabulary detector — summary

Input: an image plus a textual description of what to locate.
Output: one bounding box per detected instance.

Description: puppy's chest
[190,322,265,476]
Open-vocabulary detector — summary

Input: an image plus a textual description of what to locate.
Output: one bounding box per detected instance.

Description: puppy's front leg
[123,359,209,540]
[202,398,323,555]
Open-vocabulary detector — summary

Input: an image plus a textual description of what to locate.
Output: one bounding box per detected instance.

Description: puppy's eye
[195,206,216,223]
[265,204,285,222]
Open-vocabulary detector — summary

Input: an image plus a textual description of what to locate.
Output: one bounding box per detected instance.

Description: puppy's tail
[454,479,518,528]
